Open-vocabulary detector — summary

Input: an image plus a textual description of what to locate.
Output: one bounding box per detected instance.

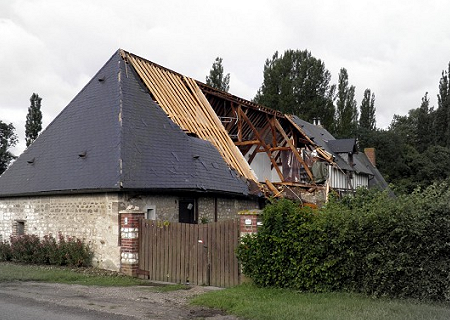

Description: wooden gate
[138,219,241,287]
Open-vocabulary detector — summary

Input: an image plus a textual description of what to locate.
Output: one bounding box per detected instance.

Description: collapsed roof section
[121,50,333,198]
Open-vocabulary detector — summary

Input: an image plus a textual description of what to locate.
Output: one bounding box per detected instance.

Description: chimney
[364,148,376,167]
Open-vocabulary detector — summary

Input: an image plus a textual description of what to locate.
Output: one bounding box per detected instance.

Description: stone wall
[0,193,121,270]
[123,193,260,223]
[0,192,260,272]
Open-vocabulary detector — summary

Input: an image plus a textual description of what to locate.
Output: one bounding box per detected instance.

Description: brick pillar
[119,209,144,277]
[238,209,263,236]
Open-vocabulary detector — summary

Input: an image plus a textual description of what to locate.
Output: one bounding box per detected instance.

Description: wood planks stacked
[122,51,257,182]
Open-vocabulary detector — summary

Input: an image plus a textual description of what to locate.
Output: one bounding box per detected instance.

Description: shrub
[1,233,92,267]
[237,181,450,301]
[0,241,12,261]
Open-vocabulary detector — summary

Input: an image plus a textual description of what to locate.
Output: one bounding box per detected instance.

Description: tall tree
[254,49,336,130]
[435,63,450,147]
[359,88,376,131]
[416,92,434,152]
[335,68,357,138]
[206,57,230,92]
[25,93,43,147]
[0,120,17,175]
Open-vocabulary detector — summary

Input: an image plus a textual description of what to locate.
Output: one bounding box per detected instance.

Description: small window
[15,221,25,236]
[146,206,156,220]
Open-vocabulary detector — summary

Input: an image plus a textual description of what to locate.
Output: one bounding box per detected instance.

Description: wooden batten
[122,51,257,182]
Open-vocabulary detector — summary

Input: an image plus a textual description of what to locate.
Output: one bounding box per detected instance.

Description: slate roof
[289,116,385,180]
[0,50,249,197]
[327,139,357,154]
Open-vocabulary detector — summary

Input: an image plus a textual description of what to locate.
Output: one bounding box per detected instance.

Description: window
[14,220,25,236]
[179,198,197,224]
[146,206,156,220]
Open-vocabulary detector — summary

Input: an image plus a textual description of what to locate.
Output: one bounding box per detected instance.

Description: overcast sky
[1,0,450,155]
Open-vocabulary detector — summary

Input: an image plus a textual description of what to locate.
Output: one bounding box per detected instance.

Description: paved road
[0,291,131,320]
[0,281,236,320]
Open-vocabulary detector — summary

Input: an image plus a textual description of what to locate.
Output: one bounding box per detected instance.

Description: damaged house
[0,50,386,271]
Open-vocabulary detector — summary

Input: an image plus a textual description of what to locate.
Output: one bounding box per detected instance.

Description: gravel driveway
[0,281,239,320]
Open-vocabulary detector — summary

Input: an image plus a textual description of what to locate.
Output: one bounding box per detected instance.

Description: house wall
[329,167,369,191]
[0,192,259,272]
[0,193,121,271]
[123,193,260,223]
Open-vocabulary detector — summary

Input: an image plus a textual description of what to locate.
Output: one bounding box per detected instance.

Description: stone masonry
[0,192,260,273]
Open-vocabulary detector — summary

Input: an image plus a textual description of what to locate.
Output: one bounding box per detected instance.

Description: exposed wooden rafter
[122,50,258,182]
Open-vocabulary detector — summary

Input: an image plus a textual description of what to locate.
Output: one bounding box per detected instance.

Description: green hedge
[0,233,92,267]
[237,182,450,301]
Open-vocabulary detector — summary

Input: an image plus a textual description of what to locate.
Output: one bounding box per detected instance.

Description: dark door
[179,198,197,224]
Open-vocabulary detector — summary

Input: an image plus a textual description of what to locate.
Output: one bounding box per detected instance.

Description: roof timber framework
[121,50,333,195]
[197,83,333,187]
[122,50,257,182]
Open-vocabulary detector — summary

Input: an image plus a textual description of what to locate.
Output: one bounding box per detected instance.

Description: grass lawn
[2,262,450,319]
[192,283,450,320]
[0,261,144,286]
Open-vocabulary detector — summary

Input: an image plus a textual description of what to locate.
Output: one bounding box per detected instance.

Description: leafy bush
[237,181,450,301]
[0,233,92,267]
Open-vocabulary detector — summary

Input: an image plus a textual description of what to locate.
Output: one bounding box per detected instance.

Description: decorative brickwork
[119,209,144,276]
[239,209,263,237]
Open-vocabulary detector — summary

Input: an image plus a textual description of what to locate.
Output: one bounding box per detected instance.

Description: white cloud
[1,0,450,154]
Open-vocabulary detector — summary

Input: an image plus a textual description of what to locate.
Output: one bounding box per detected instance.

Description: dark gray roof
[0,50,249,197]
[328,139,357,154]
[289,115,387,187]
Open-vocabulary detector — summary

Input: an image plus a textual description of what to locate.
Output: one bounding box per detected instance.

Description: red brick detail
[240,214,261,234]
[364,148,376,167]
[119,211,144,277]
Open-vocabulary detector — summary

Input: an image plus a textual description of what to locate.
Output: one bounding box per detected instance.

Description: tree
[0,120,18,174]
[335,68,357,138]
[359,89,376,131]
[435,63,450,147]
[254,49,336,130]
[25,93,43,147]
[416,92,434,152]
[206,57,230,92]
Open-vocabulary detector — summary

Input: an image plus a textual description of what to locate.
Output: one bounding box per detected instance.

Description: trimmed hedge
[0,233,92,267]
[237,181,450,301]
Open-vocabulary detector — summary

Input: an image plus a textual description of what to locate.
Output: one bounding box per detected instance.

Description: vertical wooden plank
[171,222,179,283]
[224,220,230,288]
[209,222,216,286]
[230,219,239,286]
[165,223,170,283]
[157,223,164,281]
[138,219,144,272]
[187,223,194,285]
[233,219,241,286]
[180,223,186,284]
[151,221,157,281]
[200,224,208,285]
[192,224,199,285]
[207,222,212,286]
[144,220,150,278]
[220,220,226,288]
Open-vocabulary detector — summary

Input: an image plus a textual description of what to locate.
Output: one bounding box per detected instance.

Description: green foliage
[0,233,92,267]
[254,49,336,130]
[206,57,230,92]
[0,120,17,174]
[25,93,43,147]
[359,88,376,131]
[335,68,358,138]
[237,185,450,301]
